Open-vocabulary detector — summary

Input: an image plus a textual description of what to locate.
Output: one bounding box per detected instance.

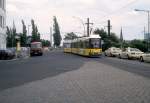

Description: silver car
[119,47,143,59]
[105,47,121,57]
[140,53,150,62]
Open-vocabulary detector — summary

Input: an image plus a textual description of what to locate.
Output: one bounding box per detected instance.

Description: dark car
[0,49,16,60]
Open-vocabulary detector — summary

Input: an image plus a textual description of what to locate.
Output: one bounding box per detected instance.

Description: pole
[148,11,150,51]
[144,26,146,40]
[87,18,89,36]
[85,18,93,37]
[135,9,150,51]
[108,20,111,36]
[50,27,52,47]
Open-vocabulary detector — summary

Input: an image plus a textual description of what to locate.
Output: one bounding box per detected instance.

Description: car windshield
[130,48,141,52]
[114,48,121,51]
[31,43,42,48]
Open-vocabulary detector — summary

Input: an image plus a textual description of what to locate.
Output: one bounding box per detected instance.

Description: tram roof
[89,34,101,39]
[63,34,101,43]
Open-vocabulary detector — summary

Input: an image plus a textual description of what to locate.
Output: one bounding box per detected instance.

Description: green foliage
[94,28,120,51]
[6,22,17,47]
[12,22,17,47]
[31,19,40,42]
[6,26,12,47]
[20,20,27,47]
[41,39,51,47]
[53,16,62,47]
[94,29,108,39]
[94,28,147,52]
[130,39,147,52]
[64,32,78,40]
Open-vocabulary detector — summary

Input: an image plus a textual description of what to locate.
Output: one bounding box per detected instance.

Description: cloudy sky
[6,0,150,40]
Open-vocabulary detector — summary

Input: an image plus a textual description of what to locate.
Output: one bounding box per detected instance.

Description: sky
[6,0,150,40]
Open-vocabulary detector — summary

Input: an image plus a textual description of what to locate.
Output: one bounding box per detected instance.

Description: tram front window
[90,38,101,48]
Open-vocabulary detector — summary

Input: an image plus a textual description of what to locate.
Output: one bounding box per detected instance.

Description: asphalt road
[0,51,150,103]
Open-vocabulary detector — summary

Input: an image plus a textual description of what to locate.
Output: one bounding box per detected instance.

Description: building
[0,0,6,49]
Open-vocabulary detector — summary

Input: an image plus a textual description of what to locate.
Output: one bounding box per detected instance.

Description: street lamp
[135,9,150,51]
[72,16,86,36]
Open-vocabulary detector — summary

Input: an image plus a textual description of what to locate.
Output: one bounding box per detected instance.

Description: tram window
[85,40,89,48]
[75,42,78,48]
[90,38,100,48]
[79,41,82,48]
[63,43,71,48]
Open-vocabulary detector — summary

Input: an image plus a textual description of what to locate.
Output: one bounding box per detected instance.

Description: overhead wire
[93,0,140,28]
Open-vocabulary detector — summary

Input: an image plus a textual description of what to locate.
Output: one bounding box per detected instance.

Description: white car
[139,53,150,62]
[105,47,122,57]
[118,47,144,59]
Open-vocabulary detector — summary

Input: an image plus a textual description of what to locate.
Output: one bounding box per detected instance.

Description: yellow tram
[63,34,102,57]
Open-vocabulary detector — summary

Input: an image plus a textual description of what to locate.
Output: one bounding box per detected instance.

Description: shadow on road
[0,51,86,91]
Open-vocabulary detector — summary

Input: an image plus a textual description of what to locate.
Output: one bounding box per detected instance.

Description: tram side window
[64,43,71,48]
[71,42,74,48]
[78,41,82,48]
[83,41,87,49]
[81,41,84,48]
[85,40,89,48]
[75,42,78,48]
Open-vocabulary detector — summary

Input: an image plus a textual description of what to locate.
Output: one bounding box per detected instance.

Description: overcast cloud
[6,0,150,40]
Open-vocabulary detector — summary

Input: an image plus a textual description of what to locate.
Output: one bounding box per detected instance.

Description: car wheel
[110,53,112,57]
[30,53,33,57]
[127,55,131,60]
[119,54,121,59]
[140,56,144,62]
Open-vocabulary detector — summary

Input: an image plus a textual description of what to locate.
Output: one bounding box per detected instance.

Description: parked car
[0,49,15,60]
[139,53,150,62]
[104,47,122,57]
[118,47,143,59]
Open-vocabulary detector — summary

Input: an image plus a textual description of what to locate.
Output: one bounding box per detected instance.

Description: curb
[0,58,18,62]
[0,56,30,62]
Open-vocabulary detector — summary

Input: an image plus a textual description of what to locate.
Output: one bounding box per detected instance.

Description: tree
[35,26,40,41]
[20,20,27,46]
[130,39,147,52]
[64,32,78,40]
[31,19,40,42]
[6,26,12,47]
[41,39,51,47]
[120,27,123,49]
[94,28,108,39]
[12,21,17,47]
[53,16,61,47]
[94,28,120,51]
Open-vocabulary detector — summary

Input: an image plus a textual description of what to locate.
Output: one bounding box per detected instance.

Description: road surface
[0,51,150,103]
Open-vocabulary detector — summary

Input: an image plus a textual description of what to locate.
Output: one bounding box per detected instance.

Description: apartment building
[0,0,6,49]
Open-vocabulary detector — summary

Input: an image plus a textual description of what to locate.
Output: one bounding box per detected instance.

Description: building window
[3,0,4,10]
[0,0,2,8]
[0,15,5,28]
[0,15,3,28]
[0,0,5,10]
